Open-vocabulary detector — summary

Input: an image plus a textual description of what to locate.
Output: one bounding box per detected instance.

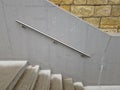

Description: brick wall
[50,0,120,33]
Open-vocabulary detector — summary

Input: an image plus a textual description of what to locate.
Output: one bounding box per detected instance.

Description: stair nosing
[6,61,28,90]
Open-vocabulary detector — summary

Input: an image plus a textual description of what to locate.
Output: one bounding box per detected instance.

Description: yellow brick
[61,0,73,4]
[100,17,120,29]
[118,29,120,33]
[50,0,62,4]
[111,6,120,16]
[71,6,94,17]
[87,0,108,4]
[109,0,120,4]
[60,5,71,12]
[102,29,118,33]
[83,18,100,27]
[74,0,86,4]
[95,6,111,16]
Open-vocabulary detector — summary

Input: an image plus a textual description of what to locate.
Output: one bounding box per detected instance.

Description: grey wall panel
[101,63,120,85]
[2,0,53,7]
[85,26,110,63]
[104,37,120,64]
[3,6,29,59]
[27,29,51,61]
[17,7,48,33]
[100,37,120,85]
[85,26,110,55]
[18,6,89,56]
[17,4,110,57]
[82,61,101,85]
[0,2,12,58]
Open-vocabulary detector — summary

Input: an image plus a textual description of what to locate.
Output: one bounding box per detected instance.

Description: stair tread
[0,61,28,90]
[84,86,120,90]
[13,65,39,90]
[63,78,74,90]
[74,82,84,90]
[34,70,51,90]
[50,74,63,90]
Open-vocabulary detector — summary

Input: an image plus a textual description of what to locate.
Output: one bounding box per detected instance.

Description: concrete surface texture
[34,70,51,90]
[50,0,120,33]
[74,82,84,90]
[14,65,39,90]
[84,86,120,90]
[50,74,63,90]
[1,61,120,90]
[0,0,120,85]
[0,61,28,90]
[63,78,74,90]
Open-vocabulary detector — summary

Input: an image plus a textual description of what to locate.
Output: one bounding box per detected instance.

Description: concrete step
[1,61,120,90]
[84,86,120,90]
[50,74,63,90]
[13,65,39,90]
[74,82,84,90]
[33,70,51,90]
[0,61,28,90]
[63,78,74,90]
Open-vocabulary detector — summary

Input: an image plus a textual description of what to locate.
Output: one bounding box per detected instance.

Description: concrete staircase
[1,61,120,90]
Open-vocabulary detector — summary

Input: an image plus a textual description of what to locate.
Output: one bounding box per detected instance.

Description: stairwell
[1,61,120,90]
[1,0,120,86]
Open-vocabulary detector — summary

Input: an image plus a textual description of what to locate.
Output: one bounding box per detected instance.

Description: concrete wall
[0,0,120,85]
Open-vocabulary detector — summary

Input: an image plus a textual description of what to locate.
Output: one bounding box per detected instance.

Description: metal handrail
[16,20,90,57]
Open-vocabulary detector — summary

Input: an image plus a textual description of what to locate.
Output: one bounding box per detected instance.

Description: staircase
[1,61,120,90]
[0,0,120,85]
